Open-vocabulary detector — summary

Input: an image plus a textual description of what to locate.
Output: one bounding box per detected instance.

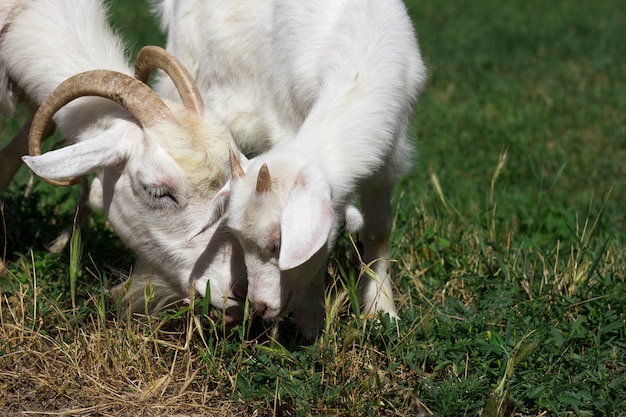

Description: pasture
[1,0,624,415]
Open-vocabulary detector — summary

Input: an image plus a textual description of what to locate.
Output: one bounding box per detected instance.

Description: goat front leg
[0,120,29,190]
[359,184,397,317]
[292,261,326,340]
[1,103,57,191]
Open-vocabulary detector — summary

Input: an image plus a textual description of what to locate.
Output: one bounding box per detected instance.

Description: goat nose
[255,301,267,317]
[223,313,235,326]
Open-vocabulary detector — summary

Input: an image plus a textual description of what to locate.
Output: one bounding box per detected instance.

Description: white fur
[0,0,247,321]
[160,0,427,338]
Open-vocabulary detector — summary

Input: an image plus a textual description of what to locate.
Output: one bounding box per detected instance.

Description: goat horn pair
[29,46,204,187]
[228,149,272,192]
[134,45,205,115]
[28,70,174,186]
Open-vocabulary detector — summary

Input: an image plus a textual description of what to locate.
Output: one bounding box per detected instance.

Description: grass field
[1,1,625,416]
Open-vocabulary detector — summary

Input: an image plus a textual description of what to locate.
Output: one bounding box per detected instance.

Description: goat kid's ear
[22,135,125,181]
[188,181,232,241]
[278,170,334,271]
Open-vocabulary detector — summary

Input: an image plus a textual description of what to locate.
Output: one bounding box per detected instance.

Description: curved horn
[256,163,272,193]
[29,69,174,186]
[134,45,204,115]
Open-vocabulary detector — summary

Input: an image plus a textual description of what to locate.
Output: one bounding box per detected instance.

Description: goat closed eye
[144,184,179,206]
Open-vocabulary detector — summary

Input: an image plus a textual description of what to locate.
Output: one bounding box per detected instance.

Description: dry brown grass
[0,245,436,417]
[0,277,252,417]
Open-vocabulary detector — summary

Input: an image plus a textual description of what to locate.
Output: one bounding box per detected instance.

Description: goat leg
[0,120,28,190]
[1,102,56,191]
[359,185,397,317]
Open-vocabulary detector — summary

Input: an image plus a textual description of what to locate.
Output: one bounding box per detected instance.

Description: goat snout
[254,301,268,317]
[253,300,283,319]
[252,291,291,319]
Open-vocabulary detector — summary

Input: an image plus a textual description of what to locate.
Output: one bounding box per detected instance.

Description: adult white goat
[157,0,427,338]
[0,0,247,322]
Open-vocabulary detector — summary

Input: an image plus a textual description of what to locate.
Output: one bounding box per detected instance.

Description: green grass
[1,0,625,416]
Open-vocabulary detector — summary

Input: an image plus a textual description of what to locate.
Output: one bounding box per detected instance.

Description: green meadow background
[1,1,624,415]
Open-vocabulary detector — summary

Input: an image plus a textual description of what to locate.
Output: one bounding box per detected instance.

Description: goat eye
[144,184,179,206]
[270,240,281,257]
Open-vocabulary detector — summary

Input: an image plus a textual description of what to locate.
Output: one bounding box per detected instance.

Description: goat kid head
[22,47,247,323]
[197,150,362,323]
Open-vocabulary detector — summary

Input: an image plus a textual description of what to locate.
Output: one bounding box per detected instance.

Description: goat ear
[278,170,334,271]
[188,181,232,241]
[22,135,125,180]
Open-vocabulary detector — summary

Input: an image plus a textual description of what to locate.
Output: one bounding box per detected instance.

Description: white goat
[157,0,427,338]
[0,0,247,322]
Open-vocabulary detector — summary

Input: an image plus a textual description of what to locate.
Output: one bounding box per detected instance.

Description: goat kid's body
[0,0,246,320]
[159,0,427,337]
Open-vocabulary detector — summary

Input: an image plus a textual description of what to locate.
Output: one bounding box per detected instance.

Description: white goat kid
[0,0,246,322]
[173,0,427,338]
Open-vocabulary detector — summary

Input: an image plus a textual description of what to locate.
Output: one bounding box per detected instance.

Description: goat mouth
[232,285,247,300]
[275,291,293,319]
[255,292,292,320]
[204,304,243,328]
